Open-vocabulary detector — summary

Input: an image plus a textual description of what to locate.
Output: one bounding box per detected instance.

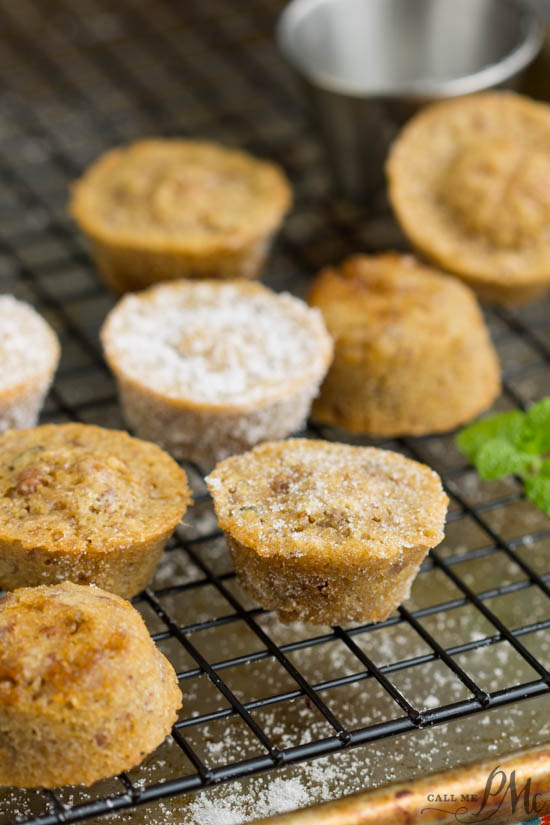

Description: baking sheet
[1,1,550,823]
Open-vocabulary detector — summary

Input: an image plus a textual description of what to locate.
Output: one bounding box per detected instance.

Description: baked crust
[0,582,181,787]
[101,280,333,468]
[309,253,501,435]
[70,139,292,291]
[0,295,60,432]
[0,423,191,597]
[387,92,550,306]
[207,439,448,624]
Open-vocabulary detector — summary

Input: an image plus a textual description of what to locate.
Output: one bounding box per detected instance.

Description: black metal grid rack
[3,1,550,823]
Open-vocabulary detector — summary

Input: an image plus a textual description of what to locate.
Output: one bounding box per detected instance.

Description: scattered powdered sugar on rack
[187,776,311,825]
[3,610,550,825]
[101,281,331,405]
[0,295,58,390]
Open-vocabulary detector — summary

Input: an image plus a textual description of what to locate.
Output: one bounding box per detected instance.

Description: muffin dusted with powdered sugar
[207,440,448,625]
[100,280,333,468]
[0,295,60,432]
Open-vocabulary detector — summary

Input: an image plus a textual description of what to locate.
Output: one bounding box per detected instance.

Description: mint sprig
[456,398,550,516]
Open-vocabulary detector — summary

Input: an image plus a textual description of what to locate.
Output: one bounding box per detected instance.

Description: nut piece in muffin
[387,92,550,306]
[0,423,191,597]
[0,295,60,433]
[309,253,500,436]
[207,439,448,625]
[70,138,292,293]
[101,279,333,469]
[0,581,181,788]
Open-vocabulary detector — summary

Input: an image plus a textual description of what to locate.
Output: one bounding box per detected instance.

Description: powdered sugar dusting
[0,295,59,391]
[188,776,310,825]
[8,602,548,823]
[102,281,332,405]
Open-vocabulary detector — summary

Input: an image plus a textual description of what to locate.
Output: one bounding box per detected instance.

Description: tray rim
[251,739,550,825]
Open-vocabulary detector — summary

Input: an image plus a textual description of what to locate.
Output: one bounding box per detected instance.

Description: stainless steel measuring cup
[277,0,543,199]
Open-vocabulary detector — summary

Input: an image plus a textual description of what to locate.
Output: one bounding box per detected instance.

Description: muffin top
[308,253,485,356]
[207,439,448,568]
[387,92,550,287]
[0,582,176,713]
[0,295,59,394]
[70,139,292,251]
[0,423,191,554]
[101,280,333,409]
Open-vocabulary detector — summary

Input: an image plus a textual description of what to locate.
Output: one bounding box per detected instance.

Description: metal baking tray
[1,1,550,823]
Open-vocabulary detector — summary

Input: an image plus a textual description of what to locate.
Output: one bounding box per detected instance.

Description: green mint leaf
[475,438,534,481]
[456,410,525,463]
[525,475,550,517]
[457,397,550,520]
[517,398,550,454]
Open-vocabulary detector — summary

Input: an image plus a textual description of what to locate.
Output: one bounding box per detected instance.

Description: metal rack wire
[2,1,550,823]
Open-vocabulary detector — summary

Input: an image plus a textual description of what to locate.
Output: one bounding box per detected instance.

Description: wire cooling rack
[2,1,550,823]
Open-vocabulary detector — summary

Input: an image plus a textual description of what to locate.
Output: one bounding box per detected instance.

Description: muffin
[0,581,181,787]
[70,138,292,293]
[100,279,333,469]
[0,295,60,433]
[207,439,448,625]
[387,91,550,306]
[309,253,500,436]
[0,423,191,597]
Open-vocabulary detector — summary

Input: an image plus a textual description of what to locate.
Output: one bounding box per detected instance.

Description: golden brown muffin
[101,279,333,469]
[308,253,500,436]
[70,139,292,293]
[0,581,181,787]
[387,92,550,306]
[0,295,60,433]
[207,439,448,625]
[0,423,191,597]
